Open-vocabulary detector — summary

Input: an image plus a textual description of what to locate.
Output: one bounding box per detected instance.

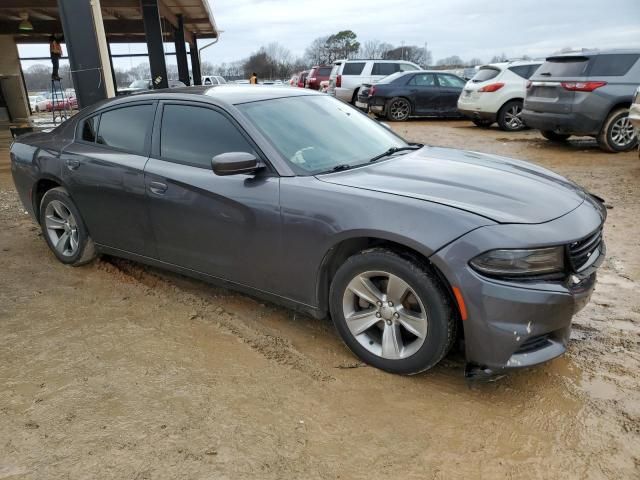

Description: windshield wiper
[539,72,551,76]
[330,164,352,172]
[369,144,423,163]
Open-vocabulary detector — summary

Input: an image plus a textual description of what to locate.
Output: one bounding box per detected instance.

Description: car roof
[547,48,640,59]
[337,59,417,64]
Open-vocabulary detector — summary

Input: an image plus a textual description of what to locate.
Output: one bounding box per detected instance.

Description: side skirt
[95,244,327,320]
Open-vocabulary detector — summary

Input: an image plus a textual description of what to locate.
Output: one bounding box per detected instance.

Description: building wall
[0,36,30,123]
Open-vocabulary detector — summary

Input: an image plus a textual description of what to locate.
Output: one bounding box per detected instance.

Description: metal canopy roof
[0,0,217,43]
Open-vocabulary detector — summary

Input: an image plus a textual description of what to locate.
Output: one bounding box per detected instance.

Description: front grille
[516,334,551,354]
[568,228,603,272]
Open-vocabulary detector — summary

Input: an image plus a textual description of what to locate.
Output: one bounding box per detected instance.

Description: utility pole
[401,41,405,61]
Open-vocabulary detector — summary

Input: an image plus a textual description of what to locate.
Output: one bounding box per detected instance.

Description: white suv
[328,59,420,104]
[457,60,541,131]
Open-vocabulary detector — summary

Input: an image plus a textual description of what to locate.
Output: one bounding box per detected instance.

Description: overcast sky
[18,0,640,71]
[201,0,640,64]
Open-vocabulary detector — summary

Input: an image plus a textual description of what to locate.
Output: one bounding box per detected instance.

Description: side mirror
[212,152,260,176]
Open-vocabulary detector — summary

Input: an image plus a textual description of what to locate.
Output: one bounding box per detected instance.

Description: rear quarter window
[372,63,399,76]
[342,62,366,75]
[508,64,540,79]
[588,54,640,76]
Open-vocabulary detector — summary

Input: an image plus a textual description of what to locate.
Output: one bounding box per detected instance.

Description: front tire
[597,108,638,153]
[329,249,456,374]
[497,100,525,131]
[386,97,411,122]
[541,131,571,142]
[39,187,96,266]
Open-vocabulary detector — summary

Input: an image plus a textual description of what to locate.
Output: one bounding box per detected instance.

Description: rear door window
[437,74,466,88]
[317,67,332,76]
[342,62,366,75]
[96,104,154,155]
[372,63,399,76]
[537,57,590,77]
[408,73,436,86]
[472,67,500,82]
[399,63,418,71]
[588,54,639,76]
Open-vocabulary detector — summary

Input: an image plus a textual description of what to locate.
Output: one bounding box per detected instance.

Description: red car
[306,65,332,90]
[297,70,309,88]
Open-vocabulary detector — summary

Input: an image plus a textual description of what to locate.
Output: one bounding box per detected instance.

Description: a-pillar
[140,0,168,89]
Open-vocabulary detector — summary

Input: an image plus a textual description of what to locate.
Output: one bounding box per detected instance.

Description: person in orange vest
[50,34,62,81]
[249,72,258,84]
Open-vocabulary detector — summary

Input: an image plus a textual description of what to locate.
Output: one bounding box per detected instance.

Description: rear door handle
[149,181,168,195]
[65,158,80,170]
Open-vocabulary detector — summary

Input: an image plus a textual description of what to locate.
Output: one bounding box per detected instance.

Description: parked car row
[337,50,639,153]
[29,91,78,112]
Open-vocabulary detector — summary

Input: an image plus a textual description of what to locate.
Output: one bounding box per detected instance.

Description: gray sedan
[10,85,606,377]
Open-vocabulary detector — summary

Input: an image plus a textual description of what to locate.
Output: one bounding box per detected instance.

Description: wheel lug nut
[388,301,393,307]
[377,301,382,307]
[393,312,399,318]
[385,320,392,325]
[375,312,381,318]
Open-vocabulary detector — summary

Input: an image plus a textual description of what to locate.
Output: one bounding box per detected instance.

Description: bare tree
[436,55,465,67]
[467,57,484,66]
[490,53,508,63]
[304,36,330,65]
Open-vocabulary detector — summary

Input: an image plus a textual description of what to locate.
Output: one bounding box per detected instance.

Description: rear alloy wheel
[330,249,456,374]
[597,108,638,153]
[497,100,525,131]
[386,97,411,122]
[472,118,493,128]
[541,131,571,142]
[40,187,96,266]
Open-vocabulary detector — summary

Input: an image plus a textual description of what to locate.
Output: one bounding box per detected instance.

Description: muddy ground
[0,121,639,479]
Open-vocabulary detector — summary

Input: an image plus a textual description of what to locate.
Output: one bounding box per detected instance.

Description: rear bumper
[522,108,602,136]
[430,198,606,371]
[457,107,497,122]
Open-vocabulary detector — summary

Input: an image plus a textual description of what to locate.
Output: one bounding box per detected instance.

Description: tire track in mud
[96,257,336,383]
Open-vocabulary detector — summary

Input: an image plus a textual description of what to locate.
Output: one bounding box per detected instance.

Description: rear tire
[497,100,525,131]
[386,97,411,122]
[39,187,96,266]
[597,108,638,153]
[541,131,571,142]
[329,248,456,375]
[472,119,493,128]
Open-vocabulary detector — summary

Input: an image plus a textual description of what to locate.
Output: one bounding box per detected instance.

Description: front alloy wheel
[343,271,428,359]
[330,249,456,374]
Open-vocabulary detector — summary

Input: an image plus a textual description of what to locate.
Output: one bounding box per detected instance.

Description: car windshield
[129,80,149,88]
[238,95,408,175]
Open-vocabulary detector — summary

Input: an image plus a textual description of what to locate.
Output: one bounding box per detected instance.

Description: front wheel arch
[316,236,462,335]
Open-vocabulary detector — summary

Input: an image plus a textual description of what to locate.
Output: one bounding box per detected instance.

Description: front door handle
[65,158,80,170]
[149,181,168,195]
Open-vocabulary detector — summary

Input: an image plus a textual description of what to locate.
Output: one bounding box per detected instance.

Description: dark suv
[306,65,332,90]
[523,49,640,152]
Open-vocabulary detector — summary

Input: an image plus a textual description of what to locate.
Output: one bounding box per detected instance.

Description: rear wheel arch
[316,237,463,338]
[33,177,63,216]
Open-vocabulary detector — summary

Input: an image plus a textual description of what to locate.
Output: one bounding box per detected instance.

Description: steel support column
[174,15,190,85]
[190,35,202,85]
[140,0,168,89]
[106,42,119,95]
[57,0,108,107]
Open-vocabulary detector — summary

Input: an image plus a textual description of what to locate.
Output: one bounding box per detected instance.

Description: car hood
[316,146,585,224]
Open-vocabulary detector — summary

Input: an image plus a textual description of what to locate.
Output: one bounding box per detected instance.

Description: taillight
[368,86,376,97]
[478,82,505,93]
[561,81,607,92]
[336,74,342,88]
[309,77,316,82]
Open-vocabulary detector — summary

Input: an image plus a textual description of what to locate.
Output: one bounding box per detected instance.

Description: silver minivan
[327,59,420,104]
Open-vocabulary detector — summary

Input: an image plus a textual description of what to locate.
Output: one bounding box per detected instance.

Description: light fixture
[18,12,33,31]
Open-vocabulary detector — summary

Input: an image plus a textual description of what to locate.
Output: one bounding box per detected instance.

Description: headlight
[470,247,565,277]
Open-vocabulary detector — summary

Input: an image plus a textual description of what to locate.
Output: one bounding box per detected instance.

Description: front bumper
[430,197,606,371]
